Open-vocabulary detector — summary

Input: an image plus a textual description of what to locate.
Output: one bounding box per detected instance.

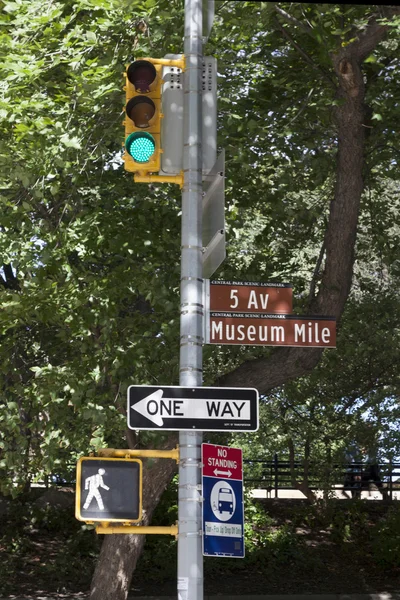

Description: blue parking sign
[202,443,244,558]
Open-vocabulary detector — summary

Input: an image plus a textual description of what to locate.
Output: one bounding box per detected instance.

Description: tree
[237,177,400,501]
[213,2,400,391]
[1,2,399,599]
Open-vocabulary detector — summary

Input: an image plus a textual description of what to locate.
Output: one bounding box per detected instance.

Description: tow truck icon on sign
[210,481,236,522]
[218,487,234,515]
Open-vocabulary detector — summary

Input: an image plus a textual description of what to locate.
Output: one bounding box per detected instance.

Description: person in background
[343,443,362,499]
[360,446,388,499]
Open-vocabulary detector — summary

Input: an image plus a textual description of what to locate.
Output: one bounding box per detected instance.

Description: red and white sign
[208,280,292,314]
[207,313,336,348]
[202,443,243,480]
[202,443,245,557]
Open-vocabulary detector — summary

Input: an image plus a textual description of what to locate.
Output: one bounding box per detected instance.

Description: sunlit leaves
[0,1,399,497]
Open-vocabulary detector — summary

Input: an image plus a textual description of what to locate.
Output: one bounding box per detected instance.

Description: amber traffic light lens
[126,96,155,128]
[127,60,157,93]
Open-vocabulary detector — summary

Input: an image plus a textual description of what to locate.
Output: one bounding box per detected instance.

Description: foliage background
[0,0,400,594]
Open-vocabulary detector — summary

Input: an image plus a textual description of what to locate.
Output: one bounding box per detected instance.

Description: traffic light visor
[127,60,157,92]
[126,96,155,128]
[126,132,156,163]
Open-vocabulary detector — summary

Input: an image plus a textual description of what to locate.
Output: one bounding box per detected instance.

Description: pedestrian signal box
[75,457,142,523]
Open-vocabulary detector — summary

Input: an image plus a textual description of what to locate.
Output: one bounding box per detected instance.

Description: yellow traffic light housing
[124,59,162,175]
[123,56,185,186]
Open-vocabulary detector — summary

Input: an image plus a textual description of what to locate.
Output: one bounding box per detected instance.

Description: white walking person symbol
[83,468,110,510]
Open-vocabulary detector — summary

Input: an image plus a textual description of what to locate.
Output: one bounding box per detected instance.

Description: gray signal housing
[160,55,217,178]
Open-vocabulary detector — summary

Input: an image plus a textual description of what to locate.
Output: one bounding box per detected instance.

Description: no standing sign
[202,443,244,558]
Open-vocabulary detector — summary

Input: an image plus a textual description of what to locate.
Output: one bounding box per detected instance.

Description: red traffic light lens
[127,60,157,93]
[126,96,155,128]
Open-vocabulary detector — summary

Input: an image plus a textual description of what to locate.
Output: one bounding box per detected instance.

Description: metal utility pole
[178,0,204,598]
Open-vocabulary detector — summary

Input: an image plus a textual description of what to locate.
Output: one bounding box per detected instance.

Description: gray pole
[178,0,203,598]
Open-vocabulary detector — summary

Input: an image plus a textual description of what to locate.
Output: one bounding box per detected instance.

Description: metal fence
[244,455,400,500]
[34,457,400,501]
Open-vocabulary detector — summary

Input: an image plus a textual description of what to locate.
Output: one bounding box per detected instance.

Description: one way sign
[127,386,259,432]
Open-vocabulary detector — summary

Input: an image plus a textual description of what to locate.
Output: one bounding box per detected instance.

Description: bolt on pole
[178,0,204,598]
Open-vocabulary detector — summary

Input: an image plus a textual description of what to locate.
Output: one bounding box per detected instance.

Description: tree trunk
[288,436,317,503]
[90,434,178,600]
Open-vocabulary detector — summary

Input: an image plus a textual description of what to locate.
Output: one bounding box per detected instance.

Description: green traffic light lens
[125,132,156,163]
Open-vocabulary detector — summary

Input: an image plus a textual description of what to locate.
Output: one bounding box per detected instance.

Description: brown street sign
[207,280,292,314]
[207,313,336,348]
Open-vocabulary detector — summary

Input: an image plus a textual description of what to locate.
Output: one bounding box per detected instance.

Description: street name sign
[206,280,293,314]
[206,313,336,347]
[75,457,142,523]
[127,385,259,432]
[202,443,244,558]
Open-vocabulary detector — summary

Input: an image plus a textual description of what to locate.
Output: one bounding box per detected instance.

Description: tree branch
[288,87,315,125]
[307,240,326,309]
[367,144,400,157]
[273,18,336,88]
[273,4,313,36]
[343,7,400,62]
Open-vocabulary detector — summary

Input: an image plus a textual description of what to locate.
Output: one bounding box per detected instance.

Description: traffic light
[123,59,162,175]
[123,55,187,185]
[123,56,217,185]
[75,457,142,523]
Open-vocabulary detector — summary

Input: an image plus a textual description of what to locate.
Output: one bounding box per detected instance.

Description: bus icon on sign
[218,488,234,515]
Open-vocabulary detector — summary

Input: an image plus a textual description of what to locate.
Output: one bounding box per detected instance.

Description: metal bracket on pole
[134,172,184,187]
[97,447,180,464]
[96,523,179,537]
[180,497,204,502]
[178,530,203,536]
[202,0,215,42]
[202,229,224,270]
[146,56,186,70]
[202,150,225,278]
[179,483,202,491]
[180,458,202,468]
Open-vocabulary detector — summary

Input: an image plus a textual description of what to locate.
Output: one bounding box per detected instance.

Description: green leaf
[60,134,82,149]
[85,31,97,43]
